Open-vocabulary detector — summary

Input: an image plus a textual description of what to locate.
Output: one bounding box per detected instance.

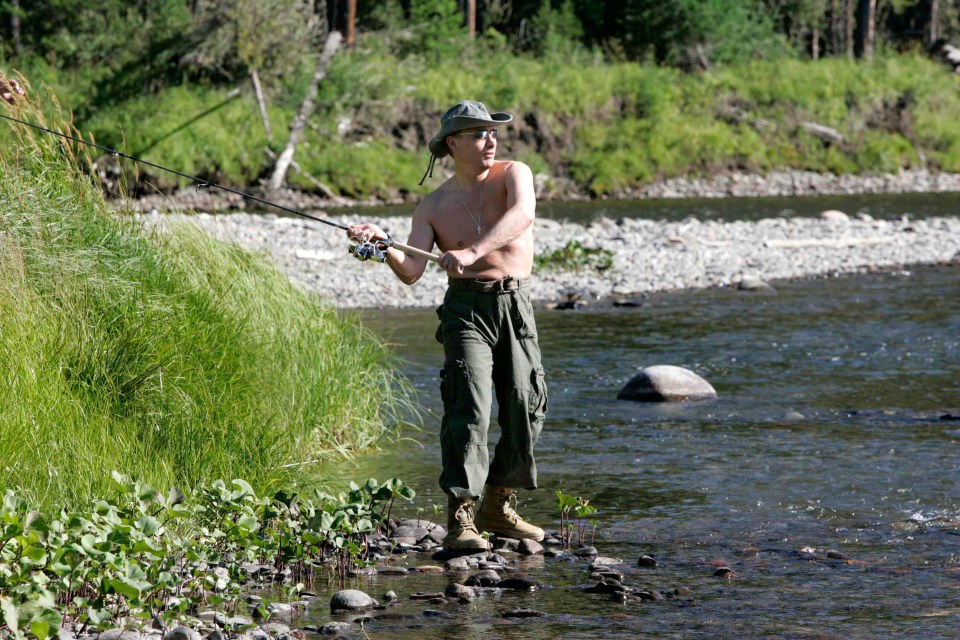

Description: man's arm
[346,206,435,285]
[438,162,535,274]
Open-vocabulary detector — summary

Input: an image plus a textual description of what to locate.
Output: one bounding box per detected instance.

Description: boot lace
[495,492,522,524]
[455,501,479,532]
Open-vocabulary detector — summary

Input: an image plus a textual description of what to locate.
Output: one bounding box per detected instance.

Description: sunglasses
[453,129,499,140]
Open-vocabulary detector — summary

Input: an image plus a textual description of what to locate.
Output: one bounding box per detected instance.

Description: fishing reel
[348,235,392,263]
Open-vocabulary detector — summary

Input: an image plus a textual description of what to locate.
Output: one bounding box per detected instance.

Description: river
[297,193,960,638]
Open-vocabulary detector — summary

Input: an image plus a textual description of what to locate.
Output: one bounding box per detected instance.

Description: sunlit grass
[0,94,415,511]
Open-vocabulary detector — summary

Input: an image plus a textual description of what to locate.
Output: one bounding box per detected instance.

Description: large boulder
[618,365,717,402]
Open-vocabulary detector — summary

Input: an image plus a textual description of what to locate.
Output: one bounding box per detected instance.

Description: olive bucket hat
[419,100,513,184]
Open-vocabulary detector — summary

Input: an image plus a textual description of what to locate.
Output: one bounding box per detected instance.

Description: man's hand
[438,247,479,275]
[346,223,389,245]
[0,78,25,105]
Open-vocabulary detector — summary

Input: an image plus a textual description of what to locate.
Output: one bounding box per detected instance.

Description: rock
[382,591,398,602]
[826,549,854,560]
[820,209,849,221]
[802,122,844,144]
[590,556,623,567]
[204,631,224,640]
[782,411,805,422]
[444,557,470,572]
[444,583,476,600]
[260,623,290,636]
[464,570,501,587]
[492,537,520,552]
[163,628,200,640]
[409,592,446,600]
[223,617,253,630]
[375,566,411,576]
[637,555,658,568]
[612,297,644,308]
[421,610,451,618]
[737,276,776,292]
[319,622,352,636]
[713,567,738,578]
[618,365,717,402]
[583,579,628,594]
[633,590,665,601]
[502,608,547,618]
[266,603,293,616]
[574,545,598,557]
[98,630,144,640]
[497,576,543,591]
[518,539,544,555]
[330,590,375,612]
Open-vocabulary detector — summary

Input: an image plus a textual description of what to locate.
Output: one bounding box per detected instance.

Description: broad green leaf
[136,516,159,536]
[0,595,19,636]
[24,512,49,535]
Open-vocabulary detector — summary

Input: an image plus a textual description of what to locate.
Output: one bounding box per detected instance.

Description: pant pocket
[440,359,470,413]
[529,366,548,424]
[511,295,536,340]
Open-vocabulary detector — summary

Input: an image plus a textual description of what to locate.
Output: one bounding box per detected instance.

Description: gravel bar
[149,210,960,309]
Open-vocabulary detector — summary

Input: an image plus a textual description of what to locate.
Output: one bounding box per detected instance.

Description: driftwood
[264,147,346,204]
[250,69,272,144]
[268,31,343,191]
[764,236,893,249]
[801,121,844,144]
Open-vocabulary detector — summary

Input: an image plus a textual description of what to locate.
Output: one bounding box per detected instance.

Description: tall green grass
[0,98,414,512]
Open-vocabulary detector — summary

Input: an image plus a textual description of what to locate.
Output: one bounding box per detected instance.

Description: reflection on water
[304,265,959,638]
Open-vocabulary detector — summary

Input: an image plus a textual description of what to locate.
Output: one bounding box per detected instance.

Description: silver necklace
[454,174,485,235]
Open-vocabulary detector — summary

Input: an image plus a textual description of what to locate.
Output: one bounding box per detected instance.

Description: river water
[300,194,959,639]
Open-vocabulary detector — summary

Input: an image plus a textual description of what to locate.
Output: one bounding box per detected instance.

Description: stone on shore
[618,365,718,402]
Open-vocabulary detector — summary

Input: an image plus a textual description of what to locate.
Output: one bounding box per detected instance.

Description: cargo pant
[435,276,548,499]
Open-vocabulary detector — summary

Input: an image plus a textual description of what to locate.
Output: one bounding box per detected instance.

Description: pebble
[319,622,351,636]
[637,555,658,567]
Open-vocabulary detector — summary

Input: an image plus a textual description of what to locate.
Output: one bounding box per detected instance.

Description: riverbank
[147,202,960,310]
[122,168,960,214]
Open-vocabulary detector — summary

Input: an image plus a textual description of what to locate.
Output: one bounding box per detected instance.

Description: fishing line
[0,112,439,263]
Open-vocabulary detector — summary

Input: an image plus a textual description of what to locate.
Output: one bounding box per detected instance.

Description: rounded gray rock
[162,628,200,640]
[330,589,375,612]
[618,365,718,402]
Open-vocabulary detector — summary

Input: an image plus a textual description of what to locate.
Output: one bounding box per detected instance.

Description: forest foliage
[1,1,959,199]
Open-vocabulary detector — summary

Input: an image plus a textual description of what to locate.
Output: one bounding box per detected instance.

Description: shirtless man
[348,101,548,551]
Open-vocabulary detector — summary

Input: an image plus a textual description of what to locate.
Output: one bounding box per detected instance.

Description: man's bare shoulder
[413,180,454,218]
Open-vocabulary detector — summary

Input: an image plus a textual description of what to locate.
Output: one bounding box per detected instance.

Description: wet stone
[590,556,623,568]
[376,566,411,576]
[633,590,664,601]
[464,570,501,587]
[502,608,547,618]
[519,539,544,556]
[492,537,520,552]
[330,590,375,612]
[444,583,476,600]
[319,622,351,636]
[347,567,377,577]
[414,565,445,573]
[409,592,446,600]
[260,623,290,636]
[444,557,470,572]
[422,610,451,618]
[637,555,659,568]
[574,546,599,557]
[382,591,398,603]
[826,550,854,560]
[498,576,543,591]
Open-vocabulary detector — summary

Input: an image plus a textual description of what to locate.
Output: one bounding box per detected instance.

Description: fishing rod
[0,111,439,264]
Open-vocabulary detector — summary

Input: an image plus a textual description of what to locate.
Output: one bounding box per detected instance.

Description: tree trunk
[847,0,855,57]
[467,0,476,37]
[268,31,343,191]
[864,0,876,60]
[250,68,273,145]
[11,0,21,55]
[346,0,356,47]
[830,0,840,55]
[812,26,820,60]
[930,0,939,44]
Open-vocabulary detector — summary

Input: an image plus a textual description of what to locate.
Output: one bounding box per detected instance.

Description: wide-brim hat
[427,100,513,158]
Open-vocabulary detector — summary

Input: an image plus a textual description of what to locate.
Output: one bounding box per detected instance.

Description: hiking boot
[443,495,489,552]
[475,485,545,541]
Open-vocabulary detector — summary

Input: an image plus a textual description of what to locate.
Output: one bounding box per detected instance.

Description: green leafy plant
[555,491,598,549]
[0,473,416,637]
[535,240,614,273]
